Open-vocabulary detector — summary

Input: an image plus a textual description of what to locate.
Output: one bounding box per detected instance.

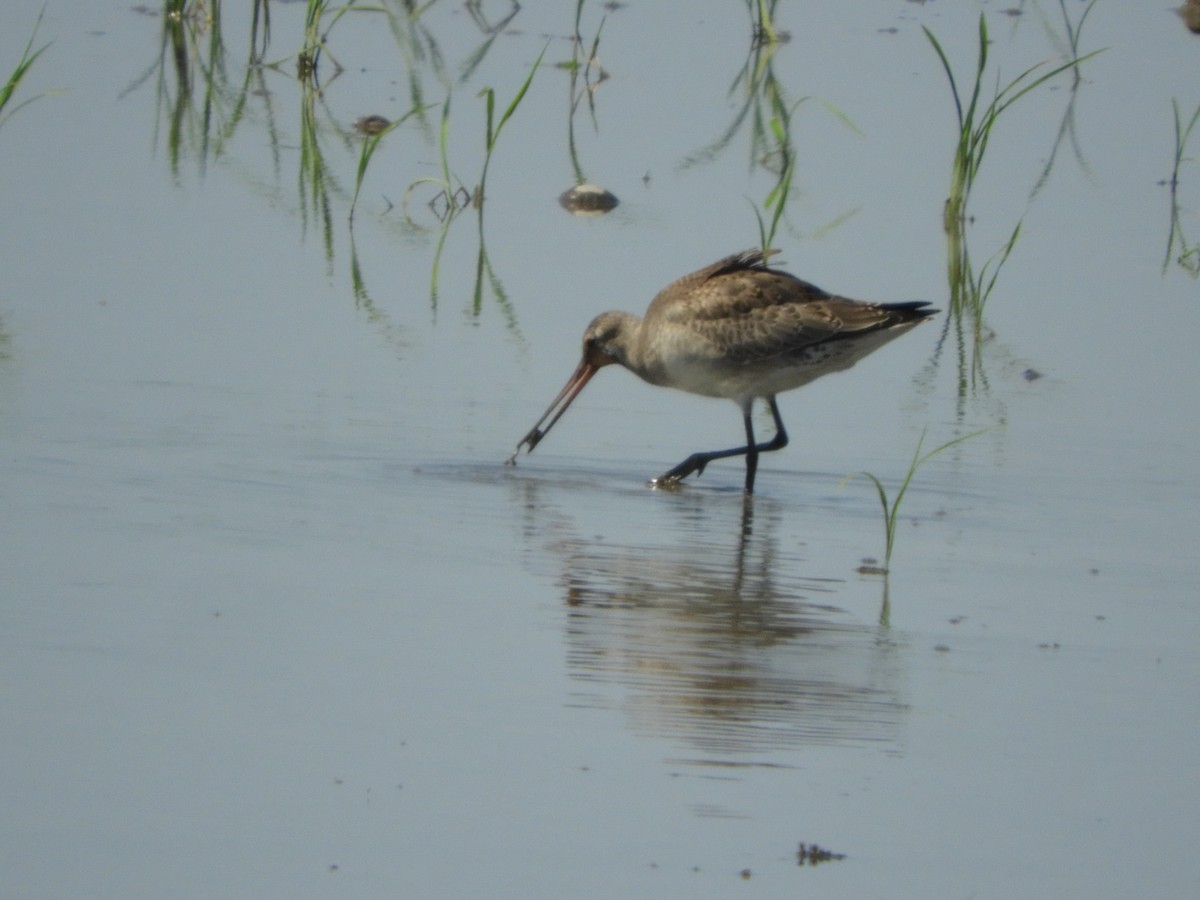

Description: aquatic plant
[401,97,470,311]
[469,47,546,336]
[0,10,51,129]
[398,46,543,320]
[948,217,1023,352]
[749,0,783,48]
[349,104,428,223]
[752,115,795,254]
[297,79,338,261]
[851,427,990,574]
[924,10,1102,380]
[476,43,547,207]
[923,13,1102,233]
[298,0,362,81]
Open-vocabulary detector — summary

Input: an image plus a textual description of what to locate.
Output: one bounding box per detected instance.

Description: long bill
[505,357,597,464]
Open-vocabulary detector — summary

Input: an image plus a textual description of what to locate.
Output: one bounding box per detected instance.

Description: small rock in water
[559,184,619,216]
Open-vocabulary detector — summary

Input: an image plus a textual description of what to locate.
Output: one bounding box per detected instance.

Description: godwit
[507,249,936,494]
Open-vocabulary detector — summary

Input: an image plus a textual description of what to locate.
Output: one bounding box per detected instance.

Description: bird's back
[643,250,933,369]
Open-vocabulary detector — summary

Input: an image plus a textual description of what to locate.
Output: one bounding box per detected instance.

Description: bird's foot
[650,455,709,488]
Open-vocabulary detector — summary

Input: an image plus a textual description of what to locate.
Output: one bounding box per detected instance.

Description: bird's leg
[744,397,789,492]
[652,397,789,493]
[744,408,760,493]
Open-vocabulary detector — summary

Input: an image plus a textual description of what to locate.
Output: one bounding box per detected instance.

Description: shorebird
[506,249,936,494]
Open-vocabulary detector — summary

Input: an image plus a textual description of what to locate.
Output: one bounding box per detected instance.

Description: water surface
[2,2,1198,898]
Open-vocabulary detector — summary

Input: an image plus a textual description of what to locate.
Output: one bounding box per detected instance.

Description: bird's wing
[653,265,879,361]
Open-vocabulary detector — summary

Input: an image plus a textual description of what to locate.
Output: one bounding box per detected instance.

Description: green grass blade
[438,95,453,188]
[349,102,429,221]
[852,427,994,571]
[751,202,768,256]
[861,472,895,567]
[921,25,963,130]
[481,86,495,149]
[993,49,1105,120]
[488,42,548,150]
[961,13,988,136]
[0,9,51,121]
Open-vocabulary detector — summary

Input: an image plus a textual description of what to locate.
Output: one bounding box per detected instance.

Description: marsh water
[2,2,1199,898]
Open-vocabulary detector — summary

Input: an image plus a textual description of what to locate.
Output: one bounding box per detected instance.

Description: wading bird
[506,249,935,493]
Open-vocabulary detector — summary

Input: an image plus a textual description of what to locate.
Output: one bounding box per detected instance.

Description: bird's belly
[659,331,909,402]
[658,355,821,401]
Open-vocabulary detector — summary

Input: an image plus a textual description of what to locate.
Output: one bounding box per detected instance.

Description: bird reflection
[513,480,907,764]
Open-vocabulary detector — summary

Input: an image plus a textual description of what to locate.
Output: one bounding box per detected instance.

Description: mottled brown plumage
[507,249,936,493]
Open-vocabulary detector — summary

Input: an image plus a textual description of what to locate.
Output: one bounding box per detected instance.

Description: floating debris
[559,183,619,216]
[355,115,390,136]
[857,557,888,576]
[797,843,846,866]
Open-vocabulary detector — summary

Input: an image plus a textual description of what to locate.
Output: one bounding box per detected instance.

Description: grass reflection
[137,0,546,328]
[297,78,341,261]
[137,1,228,181]
[1164,99,1200,277]
[561,0,610,188]
[679,4,857,255]
[461,0,521,82]
[399,47,545,333]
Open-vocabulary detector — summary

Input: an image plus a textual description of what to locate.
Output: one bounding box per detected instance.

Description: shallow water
[2,2,1199,898]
